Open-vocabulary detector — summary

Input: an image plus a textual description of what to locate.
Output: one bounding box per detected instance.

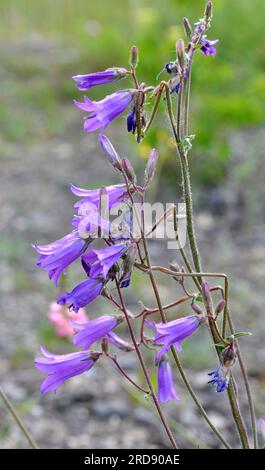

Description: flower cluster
[33,2,235,409]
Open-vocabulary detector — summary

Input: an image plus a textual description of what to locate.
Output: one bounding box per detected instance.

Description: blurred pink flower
[48,302,89,338]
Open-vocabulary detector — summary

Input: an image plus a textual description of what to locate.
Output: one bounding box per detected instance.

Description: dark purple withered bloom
[74,90,135,133]
[72,315,120,349]
[33,231,87,287]
[147,315,201,361]
[119,243,137,288]
[82,243,128,279]
[57,278,104,313]
[71,183,129,212]
[127,107,137,134]
[199,36,219,56]
[72,67,128,91]
[35,345,101,394]
[157,359,180,404]
[208,366,229,393]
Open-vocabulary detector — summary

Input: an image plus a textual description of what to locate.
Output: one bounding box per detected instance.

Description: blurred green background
[1,0,265,183]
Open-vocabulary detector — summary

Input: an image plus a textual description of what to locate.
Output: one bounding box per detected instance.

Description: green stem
[0,386,38,449]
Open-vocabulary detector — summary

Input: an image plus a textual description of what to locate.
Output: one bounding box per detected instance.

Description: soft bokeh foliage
[1,0,264,183]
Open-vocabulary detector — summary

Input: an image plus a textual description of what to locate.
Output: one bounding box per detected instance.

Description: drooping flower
[199,36,219,56]
[157,359,180,404]
[74,90,135,133]
[72,315,121,350]
[146,315,202,361]
[48,302,89,338]
[81,243,128,280]
[35,345,101,393]
[33,231,87,287]
[57,277,104,313]
[208,367,229,393]
[72,67,129,91]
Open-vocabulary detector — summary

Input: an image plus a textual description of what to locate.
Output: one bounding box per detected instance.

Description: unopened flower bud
[144,148,158,186]
[107,331,135,352]
[191,303,204,316]
[222,336,236,368]
[202,281,213,313]
[130,45,139,68]
[183,17,192,40]
[176,39,185,69]
[215,299,225,316]
[99,134,122,171]
[205,1,213,20]
[122,158,137,184]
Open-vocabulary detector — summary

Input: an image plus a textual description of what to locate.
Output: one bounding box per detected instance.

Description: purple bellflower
[147,315,201,361]
[81,243,128,280]
[157,359,180,404]
[72,210,110,240]
[74,90,135,133]
[35,345,101,394]
[71,183,129,213]
[72,67,129,91]
[199,36,219,56]
[33,231,87,287]
[57,277,104,313]
[72,315,121,350]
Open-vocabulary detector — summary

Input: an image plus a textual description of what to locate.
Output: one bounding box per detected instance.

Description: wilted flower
[157,359,180,404]
[57,277,104,313]
[127,106,137,134]
[48,302,88,338]
[208,336,236,393]
[35,345,101,393]
[72,315,122,349]
[72,68,128,91]
[33,231,87,287]
[208,366,230,393]
[199,36,219,56]
[74,90,135,133]
[146,315,202,361]
[81,243,128,280]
